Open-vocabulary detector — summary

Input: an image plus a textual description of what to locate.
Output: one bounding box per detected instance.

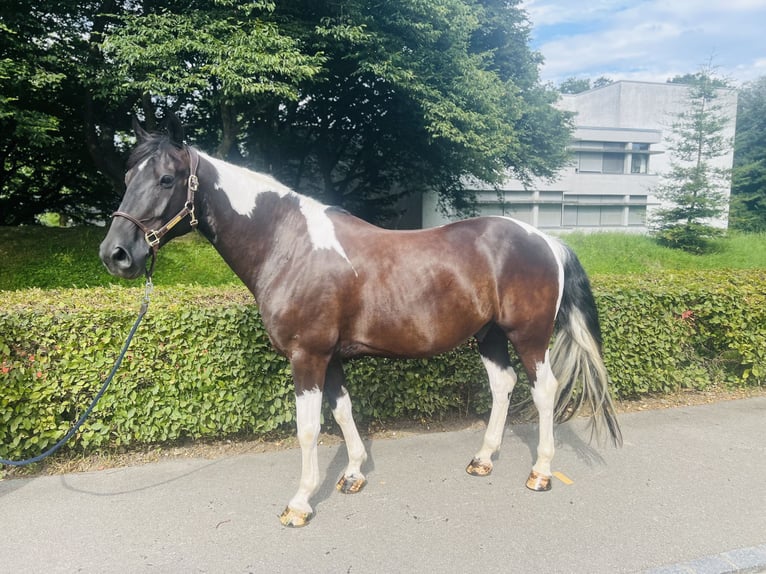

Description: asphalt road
[1,396,765,574]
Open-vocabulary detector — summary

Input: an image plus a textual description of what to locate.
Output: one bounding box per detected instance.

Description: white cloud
[525,0,766,85]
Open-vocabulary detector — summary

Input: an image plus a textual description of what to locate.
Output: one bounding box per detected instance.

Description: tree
[650,69,734,253]
[558,76,613,94]
[104,0,572,223]
[0,0,327,225]
[0,1,120,224]
[730,76,766,232]
[101,0,324,157]
[1,0,572,226]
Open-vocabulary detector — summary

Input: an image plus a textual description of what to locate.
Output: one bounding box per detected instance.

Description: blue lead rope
[0,279,153,467]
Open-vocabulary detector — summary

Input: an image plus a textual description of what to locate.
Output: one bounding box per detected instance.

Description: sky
[522,0,766,87]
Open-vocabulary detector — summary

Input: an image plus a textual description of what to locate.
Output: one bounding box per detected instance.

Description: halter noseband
[112,146,200,274]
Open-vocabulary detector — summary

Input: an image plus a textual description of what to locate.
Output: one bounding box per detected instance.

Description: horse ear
[132,116,150,142]
[166,113,185,145]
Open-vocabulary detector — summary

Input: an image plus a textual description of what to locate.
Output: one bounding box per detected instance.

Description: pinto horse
[100,117,622,527]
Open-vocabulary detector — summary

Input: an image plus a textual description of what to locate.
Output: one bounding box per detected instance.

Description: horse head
[100,115,199,279]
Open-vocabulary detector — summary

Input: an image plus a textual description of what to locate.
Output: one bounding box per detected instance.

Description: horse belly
[341,286,492,359]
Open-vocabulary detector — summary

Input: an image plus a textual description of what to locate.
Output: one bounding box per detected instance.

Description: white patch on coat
[497,216,566,314]
[298,197,354,270]
[203,153,293,216]
[202,153,354,269]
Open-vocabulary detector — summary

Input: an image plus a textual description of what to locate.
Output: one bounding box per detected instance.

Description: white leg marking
[531,352,558,477]
[331,388,368,479]
[288,388,323,515]
[473,357,518,464]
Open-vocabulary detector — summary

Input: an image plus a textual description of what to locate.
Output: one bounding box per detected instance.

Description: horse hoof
[279,506,313,527]
[466,458,493,476]
[526,470,552,491]
[336,475,367,494]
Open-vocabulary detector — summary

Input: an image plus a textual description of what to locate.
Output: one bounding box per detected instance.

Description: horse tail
[551,243,623,447]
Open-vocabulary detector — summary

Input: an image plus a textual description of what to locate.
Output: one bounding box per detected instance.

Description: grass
[0,226,238,291]
[1,226,765,291]
[561,231,766,275]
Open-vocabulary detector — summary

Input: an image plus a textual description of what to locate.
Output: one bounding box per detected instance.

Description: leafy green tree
[558,76,613,94]
[104,0,573,223]
[651,70,734,253]
[730,76,766,232]
[0,2,115,224]
[0,0,324,225]
[2,0,572,226]
[102,0,324,158]
[668,72,729,88]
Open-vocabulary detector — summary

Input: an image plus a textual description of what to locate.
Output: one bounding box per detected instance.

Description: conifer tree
[652,69,734,253]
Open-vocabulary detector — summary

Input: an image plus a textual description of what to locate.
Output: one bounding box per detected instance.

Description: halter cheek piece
[112,146,200,275]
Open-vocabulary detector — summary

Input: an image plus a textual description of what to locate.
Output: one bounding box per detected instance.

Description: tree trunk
[216,102,238,160]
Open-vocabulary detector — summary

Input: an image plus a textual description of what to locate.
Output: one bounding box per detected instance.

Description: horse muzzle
[99,235,149,280]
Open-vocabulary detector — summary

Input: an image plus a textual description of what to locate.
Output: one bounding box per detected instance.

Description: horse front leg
[279,353,328,528]
[325,357,368,494]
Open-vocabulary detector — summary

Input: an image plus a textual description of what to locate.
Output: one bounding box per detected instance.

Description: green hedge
[1,270,764,462]
[595,271,766,394]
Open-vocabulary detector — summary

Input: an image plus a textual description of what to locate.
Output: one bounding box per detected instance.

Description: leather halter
[112,146,200,269]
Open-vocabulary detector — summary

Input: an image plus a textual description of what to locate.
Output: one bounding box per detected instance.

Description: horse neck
[193,152,325,299]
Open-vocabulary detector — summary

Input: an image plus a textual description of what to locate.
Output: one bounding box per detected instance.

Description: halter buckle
[145,230,161,247]
[189,174,199,192]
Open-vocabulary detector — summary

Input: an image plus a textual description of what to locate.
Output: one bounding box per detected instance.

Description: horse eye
[159,175,175,188]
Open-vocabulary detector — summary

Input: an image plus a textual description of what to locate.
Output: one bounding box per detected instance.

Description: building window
[630,154,647,173]
[578,152,603,172]
[473,191,648,229]
[574,140,654,175]
[563,195,647,228]
[504,204,533,224]
[602,152,625,173]
[630,143,650,174]
[577,149,627,174]
[628,194,647,225]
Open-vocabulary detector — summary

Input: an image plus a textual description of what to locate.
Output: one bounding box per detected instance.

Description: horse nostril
[111,246,132,268]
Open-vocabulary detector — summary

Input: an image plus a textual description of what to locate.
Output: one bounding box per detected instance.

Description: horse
[100,116,622,527]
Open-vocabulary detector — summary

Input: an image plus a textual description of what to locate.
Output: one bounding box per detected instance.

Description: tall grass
[1,226,765,291]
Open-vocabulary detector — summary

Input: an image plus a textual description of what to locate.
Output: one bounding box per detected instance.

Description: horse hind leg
[325,357,368,494]
[523,349,559,492]
[466,326,518,477]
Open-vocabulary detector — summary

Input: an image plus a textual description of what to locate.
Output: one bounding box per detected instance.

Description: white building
[422,80,738,231]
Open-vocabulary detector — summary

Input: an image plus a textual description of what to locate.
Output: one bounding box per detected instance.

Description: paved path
[2,397,765,573]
